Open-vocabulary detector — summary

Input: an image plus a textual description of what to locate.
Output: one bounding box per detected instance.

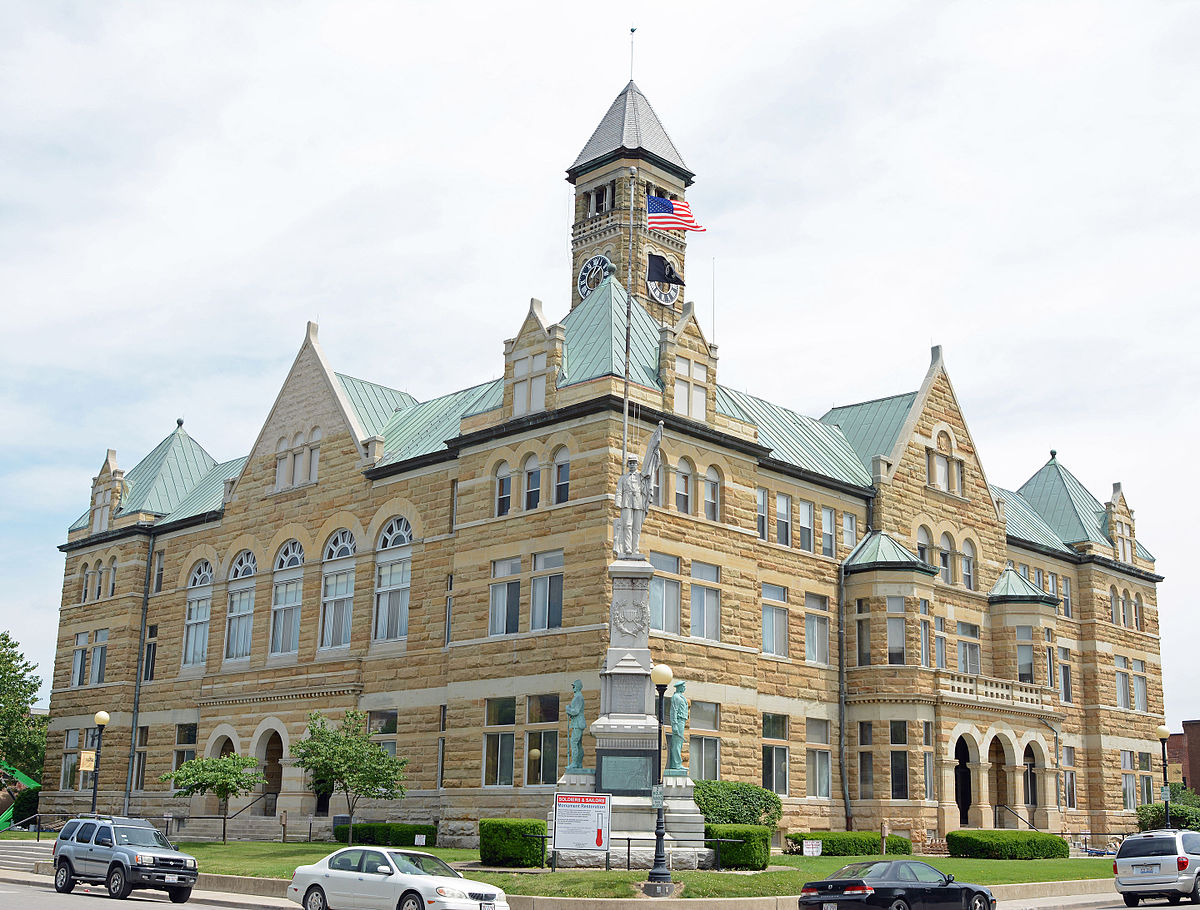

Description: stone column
[278,757,308,815]
[967,762,990,828]
[937,757,959,835]
[1003,764,1027,828]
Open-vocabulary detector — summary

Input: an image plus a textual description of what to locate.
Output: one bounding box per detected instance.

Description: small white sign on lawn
[803,839,823,857]
[414,834,426,846]
[552,793,612,852]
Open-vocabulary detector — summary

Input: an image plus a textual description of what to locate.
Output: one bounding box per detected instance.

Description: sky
[2,2,1197,724]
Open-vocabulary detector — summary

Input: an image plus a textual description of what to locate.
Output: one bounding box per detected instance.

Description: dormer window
[512,353,548,417]
[276,427,321,491]
[926,432,966,495]
[1115,520,1133,563]
[674,356,707,421]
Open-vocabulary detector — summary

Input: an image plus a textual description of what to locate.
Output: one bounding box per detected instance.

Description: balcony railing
[936,670,1046,707]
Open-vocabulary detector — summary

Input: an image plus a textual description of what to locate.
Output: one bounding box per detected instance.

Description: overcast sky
[2,2,1197,727]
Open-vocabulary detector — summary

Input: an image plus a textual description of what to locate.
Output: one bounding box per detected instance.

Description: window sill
[222,657,251,668]
[650,630,758,655]
[924,484,970,504]
[266,652,299,666]
[368,638,409,657]
[315,646,352,662]
[177,666,205,680]
[266,481,318,499]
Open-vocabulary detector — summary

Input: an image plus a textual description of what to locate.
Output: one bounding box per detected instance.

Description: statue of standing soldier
[613,422,663,559]
[667,680,688,772]
[566,679,587,770]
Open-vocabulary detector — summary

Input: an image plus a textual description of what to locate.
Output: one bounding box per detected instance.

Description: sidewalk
[0,868,291,909]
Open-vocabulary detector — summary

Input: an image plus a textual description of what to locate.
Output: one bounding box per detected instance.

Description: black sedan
[799,859,996,910]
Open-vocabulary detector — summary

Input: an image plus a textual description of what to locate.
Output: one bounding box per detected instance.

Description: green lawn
[769,854,1114,885]
[178,842,478,880]
[0,831,45,840]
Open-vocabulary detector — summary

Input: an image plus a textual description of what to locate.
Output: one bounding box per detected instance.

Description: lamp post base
[641,881,677,898]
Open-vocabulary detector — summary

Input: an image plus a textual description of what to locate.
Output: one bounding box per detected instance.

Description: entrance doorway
[262,731,283,815]
[954,737,972,826]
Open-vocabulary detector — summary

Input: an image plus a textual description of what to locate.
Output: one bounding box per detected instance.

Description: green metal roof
[159,456,248,525]
[462,378,504,417]
[716,386,873,488]
[117,422,216,518]
[559,276,662,390]
[376,379,502,467]
[336,373,418,437]
[988,566,1060,605]
[1017,453,1116,549]
[843,529,938,575]
[820,391,917,473]
[991,485,1074,556]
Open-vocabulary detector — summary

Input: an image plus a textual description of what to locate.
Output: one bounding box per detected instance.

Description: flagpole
[622,166,637,469]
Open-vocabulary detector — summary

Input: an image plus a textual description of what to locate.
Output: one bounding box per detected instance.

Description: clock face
[577,254,612,299]
[646,265,681,307]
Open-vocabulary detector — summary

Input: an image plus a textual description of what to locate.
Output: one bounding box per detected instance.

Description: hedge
[333,822,438,847]
[1139,803,1200,832]
[785,831,912,856]
[479,818,546,868]
[693,780,783,828]
[705,823,772,870]
[10,788,39,826]
[945,829,1068,859]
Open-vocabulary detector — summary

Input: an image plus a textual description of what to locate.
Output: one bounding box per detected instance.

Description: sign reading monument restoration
[552,793,612,852]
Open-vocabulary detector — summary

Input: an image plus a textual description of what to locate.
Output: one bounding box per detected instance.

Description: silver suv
[52,815,198,902]
[1114,829,1200,906]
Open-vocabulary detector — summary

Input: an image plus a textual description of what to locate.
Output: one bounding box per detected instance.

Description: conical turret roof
[568,81,693,185]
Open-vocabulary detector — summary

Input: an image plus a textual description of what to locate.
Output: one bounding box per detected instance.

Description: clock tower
[567,81,695,322]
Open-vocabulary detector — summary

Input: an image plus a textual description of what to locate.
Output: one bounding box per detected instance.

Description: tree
[160,754,265,843]
[0,632,46,780]
[291,710,408,846]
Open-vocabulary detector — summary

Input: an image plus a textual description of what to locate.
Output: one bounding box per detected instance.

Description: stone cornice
[196,683,362,707]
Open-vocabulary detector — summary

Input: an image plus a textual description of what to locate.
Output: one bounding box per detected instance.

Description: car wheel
[106,865,132,899]
[167,886,192,904]
[1192,876,1200,904]
[398,892,423,910]
[304,886,328,910]
[890,900,910,910]
[1123,894,1139,907]
[54,861,75,894]
[968,894,989,910]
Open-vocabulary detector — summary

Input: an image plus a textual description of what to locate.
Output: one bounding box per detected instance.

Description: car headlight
[185,858,196,869]
[133,854,154,865]
[435,886,468,899]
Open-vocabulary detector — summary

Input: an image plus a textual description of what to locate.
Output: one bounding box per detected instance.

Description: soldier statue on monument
[614,422,663,559]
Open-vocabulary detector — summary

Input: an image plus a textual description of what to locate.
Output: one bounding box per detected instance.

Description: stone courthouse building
[44,82,1165,846]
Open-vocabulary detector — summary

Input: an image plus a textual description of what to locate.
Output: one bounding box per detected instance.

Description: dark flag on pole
[647,254,684,286]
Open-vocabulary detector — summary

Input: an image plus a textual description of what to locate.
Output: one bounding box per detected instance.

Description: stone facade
[43,83,1165,848]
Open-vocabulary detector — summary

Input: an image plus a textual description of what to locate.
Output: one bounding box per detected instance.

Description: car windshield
[832,861,890,880]
[1118,836,1179,859]
[387,852,459,878]
[114,826,173,848]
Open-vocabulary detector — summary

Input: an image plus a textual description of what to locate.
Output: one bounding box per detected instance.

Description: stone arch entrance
[954,736,972,827]
[1022,743,1039,808]
[988,737,1009,825]
[257,731,284,816]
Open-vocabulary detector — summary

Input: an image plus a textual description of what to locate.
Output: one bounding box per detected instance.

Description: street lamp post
[649,663,673,886]
[1157,724,1172,828]
[90,710,111,816]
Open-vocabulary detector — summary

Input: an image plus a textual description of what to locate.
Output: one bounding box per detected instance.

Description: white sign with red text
[552,793,612,851]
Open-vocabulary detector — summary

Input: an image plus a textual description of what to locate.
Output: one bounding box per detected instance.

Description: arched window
[523,455,541,510]
[308,427,321,484]
[107,558,117,597]
[495,462,511,517]
[1135,594,1144,632]
[275,437,289,490]
[1122,589,1133,628]
[553,447,570,504]
[704,467,721,521]
[291,432,307,487]
[80,563,90,604]
[1110,587,1120,624]
[183,560,213,667]
[961,540,976,591]
[675,459,693,514]
[94,563,104,601]
[270,541,304,656]
[939,533,954,584]
[651,460,665,507]
[320,530,356,649]
[375,518,412,642]
[225,551,257,662]
[917,527,932,564]
[1023,744,1038,807]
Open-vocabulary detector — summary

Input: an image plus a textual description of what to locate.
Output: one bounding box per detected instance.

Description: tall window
[307,427,321,483]
[690,561,721,641]
[1016,626,1034,684]
[674,356,707,420]
[60,729,80,790]
[1116,520,1134,563]
[961,540,975,590]
[489,557,521,636]
[924,748,935,801]
[776,493,792,546]
[675,459,693,514]
[756,488,768,540]
[891,720,909,799]
[70,632,88,687]
[1059,647,1073,703]
[80,562,90,604]
[856,599,870,666]
[704,467,720,521]
[887,596,906,665]
[152,550,165,594]
[483,697,516,786]
[956,622,980,675]
[142,624,158,681]
[939,533,954,583]
[276,429,319,490]
[553,448,570,504]
[1110,587,1120,624]
[526,695,559,785]
[916,526,931,563]
[495,462,512,517]
[762,713,788,796]
[805,593,830,664]
[374,517,412,642]
[762,584,788,658]
[651,461,664,507]
[132,726,149,790]
[806,718,831,798]
[1062,577,1072,617]
[649,552,681,634]
[94,562,104,601]
[523,455,541,510]
[182,561,213,667]
[920,599,931,667]
[1122,750,1137,810]
[1063,746,1077,809]
[107,557,117,597]
[320,530,356,650]
[270,540,303,655]
[1134,594,1144,632]
[88,629,108,684]
[511,352,547,417]
[796,500,814,551]
[843,513,857,549]
[935,616,946,669]
[1115,656,1131,709]
[858,750,874,799]
[174,724,197,771]
[1133,659,1148,712]
[821,507,836,557]
[225,551,256,661]
[531,550,564,631]
[691,701,719,780]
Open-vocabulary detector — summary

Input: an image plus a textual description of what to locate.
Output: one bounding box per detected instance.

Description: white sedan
[288,847,509,910]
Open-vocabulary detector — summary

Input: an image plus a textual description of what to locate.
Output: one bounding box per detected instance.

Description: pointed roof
[821,391,918,473]
[118,420,216,517]
[988,566,1060,606]
[991,485,1074,556]
[559,275,662,390]
[336,373,418,438]
[159,456,248,525]
[375,379,502,468]
[568,81,694,185]
[843,529,939,575]
[1017,452,1112,547]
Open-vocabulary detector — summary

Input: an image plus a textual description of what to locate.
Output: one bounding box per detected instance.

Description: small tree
[292,711,408,846]
[160,754,265,843]
[0,632,46,780]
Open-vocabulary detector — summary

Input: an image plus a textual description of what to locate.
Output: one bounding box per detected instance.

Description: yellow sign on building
[79,750,95,773]
[1169,763,1184,783]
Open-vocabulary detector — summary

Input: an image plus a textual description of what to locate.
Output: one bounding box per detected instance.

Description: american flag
[646,194,705,232]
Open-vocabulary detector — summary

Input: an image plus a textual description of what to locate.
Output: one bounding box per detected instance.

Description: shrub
[705,823,772,870]
[11,788,39,826]
[333,822,437,847]
[785,830,912,856]
[1138,802,1200,832]
[693,780,783,827]
[479,818,546,868]
[945,829,1068,859]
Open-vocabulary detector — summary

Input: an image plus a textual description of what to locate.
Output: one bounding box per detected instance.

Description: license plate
[1136,865,1156,875]
[824,903,838,910]
[481,904,495,910]
[164,875,179,883]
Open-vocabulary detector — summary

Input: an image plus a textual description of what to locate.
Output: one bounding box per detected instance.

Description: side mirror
[374,865,392,875]
[97,837,112,847]
[946,874,955,883]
